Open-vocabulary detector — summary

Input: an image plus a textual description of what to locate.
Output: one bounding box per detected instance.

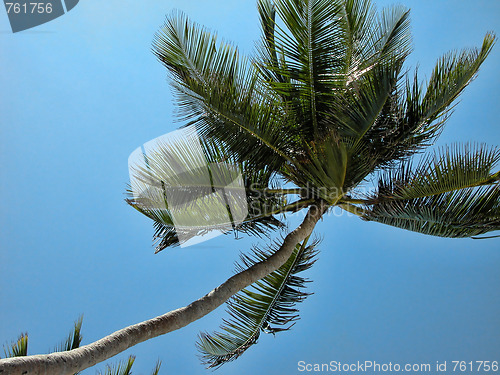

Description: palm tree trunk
[0,202,327,375]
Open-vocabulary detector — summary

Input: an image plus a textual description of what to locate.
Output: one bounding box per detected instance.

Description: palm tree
[1,0,498,373]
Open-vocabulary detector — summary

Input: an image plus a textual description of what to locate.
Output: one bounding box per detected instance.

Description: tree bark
[0,202,327,375]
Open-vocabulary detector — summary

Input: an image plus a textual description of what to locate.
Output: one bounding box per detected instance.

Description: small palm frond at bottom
[2,333,28,358]
[97,357,162,375]
[149,360,162,375]
[197,237,320,369]
[54,315,83,353]
[98,356,135,375]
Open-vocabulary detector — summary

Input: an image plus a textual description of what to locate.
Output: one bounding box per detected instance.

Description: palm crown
[127,0,499,368]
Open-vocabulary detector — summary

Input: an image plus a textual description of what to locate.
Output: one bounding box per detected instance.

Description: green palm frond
[54,316,83,353]
[256,0,283,84]
[328,60,403,142]
[333,0,411,84]
[265,0,345,139]
[99,357,162,375]
[197,237,319,368]
[323,60,405,187]
[337,0,376,74]
[371,5,411,62]
[98,356,135,375]
[364,185,500,238]
[391,34,496,152]
[284,132,348,201]
[126,134,289,253]
[153,12,294,172]
[351,75,421,167]
[2,334,28,358]
[99,358,161,375]
[348,34,495,172]
[256,0,413,187]
[128,189,286,254]
[350,143,500,238]
[150,360,162,375]
[374,144,500,201]
[421,34,495,123]
[257,0,409,141]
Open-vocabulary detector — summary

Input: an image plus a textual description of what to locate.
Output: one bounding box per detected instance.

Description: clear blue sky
[1,1,499,374]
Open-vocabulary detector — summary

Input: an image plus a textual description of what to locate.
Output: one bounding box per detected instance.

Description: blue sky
[1,1,499,374]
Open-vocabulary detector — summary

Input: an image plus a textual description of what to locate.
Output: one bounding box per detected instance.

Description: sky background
[1,1,499,374]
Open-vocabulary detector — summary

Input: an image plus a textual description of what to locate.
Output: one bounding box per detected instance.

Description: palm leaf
[98,358,161,375]
[149,360,162,375]
[364,185,500,238]
[337,0,377,74]
[153,12,294,172]
[334,0,411,82]
[357,144,500,238]
[126,130,288,252]
[258,0,412,187]
[374,144,500,201]
[98,356,135,375]
[128,189,286,254]
[322,60,405,188]
[54,316,83,353]
[421,34,495,123]
[350,33,496,173]
[2,334,28,358]
[284,132,348,201]
[272,0,345,139]
[197,237,319,368]
[393,33,496,152]
[328,60,403,142]
[256,0,285,85]
[371,5,411,62]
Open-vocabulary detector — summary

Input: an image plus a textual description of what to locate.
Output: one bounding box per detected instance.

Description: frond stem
[338,203,370,217]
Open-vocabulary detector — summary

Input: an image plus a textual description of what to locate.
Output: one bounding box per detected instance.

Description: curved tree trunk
[0,202,327,375]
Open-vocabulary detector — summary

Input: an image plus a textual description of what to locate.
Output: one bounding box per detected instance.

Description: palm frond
[323,60,405,188]
[54,316,83,353]
[128,190,286,254]
[284,132,348,201]
[371,5,411,62]
[328,60,403,142]
[335,0,410,84]
[421,33,495,123]
[197,237,319,368]
[256,0,348,140]
[374,144,500,200]
[153,12,294,172]
[392,33,496,152]
[354,143,500,238]
[364,184,500,238]
[256,0,283,84]
[150,360,162,375]
[126,129,289,252]
[277,0,345,138]
[97,356,135,375]
[338,0,377,72]
[348,33,496,173]
[2,334,28,358]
